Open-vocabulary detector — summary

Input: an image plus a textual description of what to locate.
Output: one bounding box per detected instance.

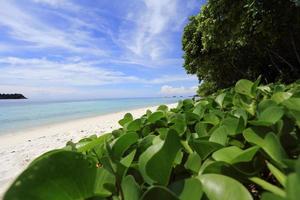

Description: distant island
[0,93,27,99]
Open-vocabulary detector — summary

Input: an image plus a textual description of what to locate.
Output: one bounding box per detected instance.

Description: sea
[0,97,181,134]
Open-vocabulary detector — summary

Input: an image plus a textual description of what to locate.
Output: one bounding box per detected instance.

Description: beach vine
[4,78,300,200]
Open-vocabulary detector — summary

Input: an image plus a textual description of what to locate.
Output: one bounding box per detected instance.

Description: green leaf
[169,178,203,200]
[182,99,194,109]
[215,93,226,107]
[126,119,142,132]
[4,150,115,200]
[285,158,300,199]
[112,132,139,159]
[286,173,300,200]
[193,102,207,118]
[195,122,208,137]
[198,160,226,175]
[203,113,220,125]
[184,152,202,173]
[282,98,300,111]
[271,92,292,103]
[141,186,179,200]
[198,174,253,200]
[190,140,223,160]
[266,161,287,187]
[261,193,285,200]
[209,126,228,145]
[121,175,141,200]
[138,142,163,184]
[120,149,136,167]
[250,177,285,197]
[251,106,284,126]
[119,113,133,126]
[235,79,254,97]
[221,116,244,135]
[257,100,277,113]
[77,133,111,153]
[212,146,259,164]
[233,109,248,125]
[138,135,155,153]
[157,128,168,139]
[185,112,200,124]
[251,75,261,94]
[139,130,181,185]
[148,111,165,123]
[157,105,169,112]
[243,129,287,166]
[170,118,187,135]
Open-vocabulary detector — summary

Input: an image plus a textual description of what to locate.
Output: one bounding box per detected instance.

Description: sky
[0,0,204,100]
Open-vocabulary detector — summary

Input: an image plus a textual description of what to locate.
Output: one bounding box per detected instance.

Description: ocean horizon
[0,97,181,134]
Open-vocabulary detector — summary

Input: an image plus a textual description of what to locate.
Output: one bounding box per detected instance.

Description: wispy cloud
[160,85,198,96]
[0,57,138,86]
[0,0,201,99]
[0,1,107,55]
[0,57,196,87]
[31,0,77,9]
[118,0,194,61]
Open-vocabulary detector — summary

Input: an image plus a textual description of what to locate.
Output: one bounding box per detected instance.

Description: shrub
[182,0,300,94]
[4,79,300,200]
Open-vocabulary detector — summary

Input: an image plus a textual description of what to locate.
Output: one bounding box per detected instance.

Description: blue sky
[0,0,204,100]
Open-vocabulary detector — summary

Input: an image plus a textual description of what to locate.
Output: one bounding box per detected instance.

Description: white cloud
[31,0,74,8]
[148,75,198,84]
[0,57,197,87]
[160,85,198,96]
[0,85,76,96]
[0,1,200,99]
[0,57,140,86]
[118,0,192,61]
[0,1,106,55]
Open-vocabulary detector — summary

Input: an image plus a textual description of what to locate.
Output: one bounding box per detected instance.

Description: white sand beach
[0,103,177,197]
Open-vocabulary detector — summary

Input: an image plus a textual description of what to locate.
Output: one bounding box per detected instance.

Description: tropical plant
[183,0,300,95]
[4,79,300,200]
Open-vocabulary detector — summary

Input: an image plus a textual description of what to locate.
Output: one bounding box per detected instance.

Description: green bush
[4,79,300,200]
[182,0,300,94]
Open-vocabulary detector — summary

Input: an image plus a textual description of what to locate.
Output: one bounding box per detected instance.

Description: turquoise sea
[0,98,180,134]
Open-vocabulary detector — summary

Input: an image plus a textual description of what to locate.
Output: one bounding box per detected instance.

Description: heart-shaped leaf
[141,186,179,200]
[190,140,223,160]
[243,128,287,166]
[148,111,165,123]
[139,130,181,185]
[121,175,141,200]
[127,119,142,132]
[169,178,203,200]
[198,174,253,200]
[184,152,202,173]
[4,150,115,200]
[212,146,259,164]
[235,79,254,97]
[119,113,133,126]
[112,132,139,159]
[251,106,284,126]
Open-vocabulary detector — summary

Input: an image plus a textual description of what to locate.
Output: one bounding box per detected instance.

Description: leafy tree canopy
[183,0,300,95]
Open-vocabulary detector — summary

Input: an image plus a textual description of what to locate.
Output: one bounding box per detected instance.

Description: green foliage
[183,0,300,95]
[4,79,300,200]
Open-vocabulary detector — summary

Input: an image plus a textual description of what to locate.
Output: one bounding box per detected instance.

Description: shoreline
[0,103,177,197]
[0,99,180,136]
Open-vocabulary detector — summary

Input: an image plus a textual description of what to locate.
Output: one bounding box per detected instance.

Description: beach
[0,103,177,197]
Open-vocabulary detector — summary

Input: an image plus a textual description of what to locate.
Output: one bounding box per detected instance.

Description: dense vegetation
[182,0,300,95]
[0,94,26,99]
[5,79,300,200]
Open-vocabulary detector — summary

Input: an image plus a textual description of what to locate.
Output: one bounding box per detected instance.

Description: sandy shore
[0,103,177,197]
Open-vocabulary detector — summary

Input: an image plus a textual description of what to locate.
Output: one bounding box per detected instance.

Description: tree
[183,0,300,95]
